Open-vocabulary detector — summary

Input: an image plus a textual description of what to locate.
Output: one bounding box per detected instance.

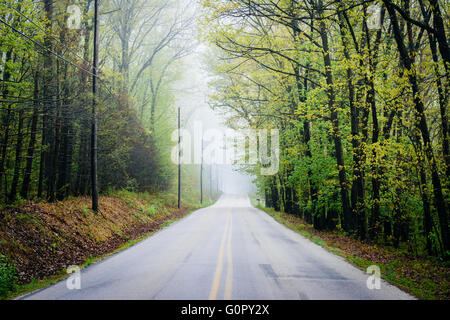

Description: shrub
[0,254,17,298]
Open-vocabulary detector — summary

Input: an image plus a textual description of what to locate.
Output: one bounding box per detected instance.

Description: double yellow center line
[209,212,233,300]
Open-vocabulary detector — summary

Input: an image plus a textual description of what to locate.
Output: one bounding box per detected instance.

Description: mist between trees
[170,123,280,175]
[199,0,449,258]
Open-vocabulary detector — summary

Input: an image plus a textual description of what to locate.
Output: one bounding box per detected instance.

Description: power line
[0,17,116,99]
[0,17,98,78]
[5,3,96,70]
[0,12,127,118]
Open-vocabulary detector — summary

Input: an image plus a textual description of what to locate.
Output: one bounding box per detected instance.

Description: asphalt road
[22,194,413,300]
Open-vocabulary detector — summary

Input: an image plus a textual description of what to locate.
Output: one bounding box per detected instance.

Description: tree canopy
[200,0,449,257]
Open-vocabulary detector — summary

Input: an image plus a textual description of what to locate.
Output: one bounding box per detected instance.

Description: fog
[172,40,256,196]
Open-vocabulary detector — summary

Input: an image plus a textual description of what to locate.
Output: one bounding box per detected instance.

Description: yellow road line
[224,214,233,300]
[209,213,230,300]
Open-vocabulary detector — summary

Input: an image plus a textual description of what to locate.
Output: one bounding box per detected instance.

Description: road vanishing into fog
[22,194,413,300]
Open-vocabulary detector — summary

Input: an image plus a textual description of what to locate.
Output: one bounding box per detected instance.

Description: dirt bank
[0,191,198,285]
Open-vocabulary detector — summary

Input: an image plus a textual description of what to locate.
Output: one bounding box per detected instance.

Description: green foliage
[200,0,450,256]
[0,0,196,206]
[0,255,17,298]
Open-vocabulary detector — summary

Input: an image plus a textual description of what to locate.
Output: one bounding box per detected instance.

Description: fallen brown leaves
[0,195,191,285]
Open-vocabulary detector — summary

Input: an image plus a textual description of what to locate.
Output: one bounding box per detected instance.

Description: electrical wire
[4,3,96,70]
[0,17,98,78]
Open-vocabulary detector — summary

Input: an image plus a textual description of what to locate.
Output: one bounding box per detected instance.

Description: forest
[200,0,449,258]
[0,0,201,205]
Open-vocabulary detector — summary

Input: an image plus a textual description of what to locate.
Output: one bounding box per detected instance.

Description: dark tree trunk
[318,11,352,234]
[385,1,449,255]
[393,207,402,249]
[265,186,271,208]
[292,187,300,216]
[37,104,46,199]
[364,7,385,241]
[285,184,293,214]
[428,0,450,73]
[57,63,70,200]
[291,12,318,224]
[75,17,92,196]
[427,3,450,186]
[0,50,13,201]
[91,0,99,212]
[384,220,392,244]
[271,176,280,211]
[417,152,433,255]
[42,0,55,201]
[75,122,89,195]
[21,72,40,199]
[9,109,24,202]
[48,59,61,202]
[418,1,450,186]
[339,10,365,234]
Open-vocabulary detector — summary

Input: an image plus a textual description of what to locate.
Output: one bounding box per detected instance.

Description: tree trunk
[428,0,450,73]
[48,58,61,202]
[20,72,40,199]
[318,10,352,233]
[0,50,13,201]
[9,109,24,202]
[384,1,449,255]
[42,0,55,201]
[57,59,70,200]
[417,139,433,255]
[271,176,280,211]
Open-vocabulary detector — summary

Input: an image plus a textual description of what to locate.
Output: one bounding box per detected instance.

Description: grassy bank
[0,190,213,299]
[252,202,449,300]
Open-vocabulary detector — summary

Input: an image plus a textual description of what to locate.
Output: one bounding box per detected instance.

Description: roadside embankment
[0,190,210,299]
[254,203,449,300]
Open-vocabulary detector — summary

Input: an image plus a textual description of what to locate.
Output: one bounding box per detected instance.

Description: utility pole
[178,107,181,209]
[200,136,203,204]
[210,164,212,200]
[91,0,99,212]
[216,166,219,195]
